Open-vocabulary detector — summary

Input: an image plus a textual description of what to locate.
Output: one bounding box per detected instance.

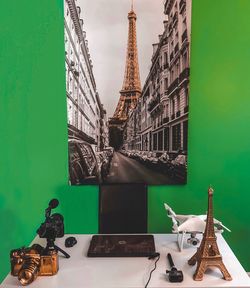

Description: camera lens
[18,256,40,285]
[19,270,34,285]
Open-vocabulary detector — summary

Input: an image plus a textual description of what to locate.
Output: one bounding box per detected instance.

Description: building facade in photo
[64,0,107,151]
[163,0,191,155]
[123,98,142,151]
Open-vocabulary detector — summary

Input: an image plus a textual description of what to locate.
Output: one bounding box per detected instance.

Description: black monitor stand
[87,184,154,257]
[99,183,148,234]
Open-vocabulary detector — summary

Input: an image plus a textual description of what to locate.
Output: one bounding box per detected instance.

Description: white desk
[1,234,250,288]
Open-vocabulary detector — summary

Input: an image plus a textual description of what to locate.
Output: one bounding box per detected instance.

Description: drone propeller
[217,222,231,232]
[164,203,177,217]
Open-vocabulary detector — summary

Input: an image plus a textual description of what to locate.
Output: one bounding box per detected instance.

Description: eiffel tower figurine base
[188,249,232,281]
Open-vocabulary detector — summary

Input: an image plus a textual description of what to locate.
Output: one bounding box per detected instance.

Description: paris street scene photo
[64,0,192,185]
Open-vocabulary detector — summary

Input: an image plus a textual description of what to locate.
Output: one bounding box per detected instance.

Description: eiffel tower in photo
[188,187,232,281]
[109,0,141,126]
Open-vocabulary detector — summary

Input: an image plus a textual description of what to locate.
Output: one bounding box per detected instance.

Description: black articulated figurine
[37,199,70,259]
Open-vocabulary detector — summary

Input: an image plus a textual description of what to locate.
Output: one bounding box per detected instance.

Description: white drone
[164,203,231,251]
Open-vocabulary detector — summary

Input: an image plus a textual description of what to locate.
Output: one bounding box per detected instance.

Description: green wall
[0,0,250,282]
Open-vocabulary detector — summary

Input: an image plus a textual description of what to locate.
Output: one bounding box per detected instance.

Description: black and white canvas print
[64,0,192,185]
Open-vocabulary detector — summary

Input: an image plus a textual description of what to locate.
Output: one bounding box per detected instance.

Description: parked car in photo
[158,152,171,172]
[136,150,143,160]
[126,150,133,158]
[145,152,158,167]
[127,150,134,158]
[134,151,143,161]
[96,151,110,181]
[119,149,126,156]
[123,150,129,157]
[68,138,102,185]
[169,154,187,183]
[159,152,170,163]
[130,150,140,159]
[104,146,114,159]
[139,151,150,163]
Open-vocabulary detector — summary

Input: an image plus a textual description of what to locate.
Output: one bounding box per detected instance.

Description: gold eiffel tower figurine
[188,187,232,281]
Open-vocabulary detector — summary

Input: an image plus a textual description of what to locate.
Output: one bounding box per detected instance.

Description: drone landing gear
[177,232,200,251]
[177,231,185,252]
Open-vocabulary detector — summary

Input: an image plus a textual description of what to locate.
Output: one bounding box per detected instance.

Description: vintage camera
[10,244,58,286]
[10,199,69,286]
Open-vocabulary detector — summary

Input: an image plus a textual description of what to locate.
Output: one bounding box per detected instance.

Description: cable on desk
[145,253,160,288]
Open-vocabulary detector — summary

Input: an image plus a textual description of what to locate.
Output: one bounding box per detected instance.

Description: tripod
[45,238,70,259]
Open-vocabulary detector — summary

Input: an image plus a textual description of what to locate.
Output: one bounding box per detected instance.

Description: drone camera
[187,237,200,246]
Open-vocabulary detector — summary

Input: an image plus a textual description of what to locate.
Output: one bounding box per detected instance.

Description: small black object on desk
[166,253,183,282]
[65,236,77,248]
